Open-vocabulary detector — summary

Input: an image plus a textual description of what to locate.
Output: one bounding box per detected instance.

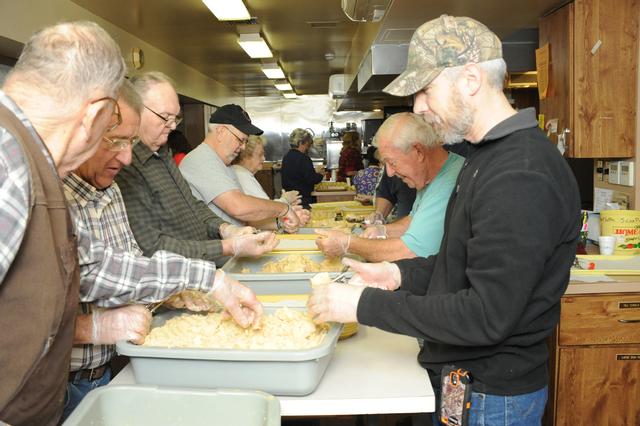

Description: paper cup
[599,236,617,255]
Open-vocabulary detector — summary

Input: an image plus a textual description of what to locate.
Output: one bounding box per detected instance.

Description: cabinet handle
[618,319,640,323]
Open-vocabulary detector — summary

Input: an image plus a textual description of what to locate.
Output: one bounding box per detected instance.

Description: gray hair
[374,112,439,152]
[3,21,125,118]
[289,128,312,147]
[119,79,143,114]
[232,135,265,165]
[129,71,176,101]
[439,58,507,91]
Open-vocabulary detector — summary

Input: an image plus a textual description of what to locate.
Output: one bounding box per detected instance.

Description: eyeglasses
[224,126,248,145]
[91,97,122,133]
[102,135,141,152]
[144,105,183,127]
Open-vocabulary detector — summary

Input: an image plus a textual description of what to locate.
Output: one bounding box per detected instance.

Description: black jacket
[357,108,581,395]
[281,148,323,207]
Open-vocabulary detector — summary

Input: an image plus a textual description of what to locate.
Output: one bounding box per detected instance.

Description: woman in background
[353,145,382,201]
[281,128,324,208]
[337,131,364,182]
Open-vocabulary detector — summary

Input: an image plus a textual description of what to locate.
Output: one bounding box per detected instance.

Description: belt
[69,364,108,382]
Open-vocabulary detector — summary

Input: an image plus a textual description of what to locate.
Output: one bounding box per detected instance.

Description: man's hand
[343,258,401,291]
[220,223,255,239]
[208,271,263,329]
[91,305,152,345]
[281,189,302,206]
[282,204,301,233]
[315,229,351,257]
[165,290,216,312]
[361,224,387,239]
[307,282,364,324]
[232,231,278,257]
[293,206,310,227]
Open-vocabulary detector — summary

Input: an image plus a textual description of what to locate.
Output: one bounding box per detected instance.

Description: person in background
[308,15,580,425]
[115,73,267,263]
[0,21,125,425]
[281,128,325,208]
[353,145,383,201]
[230,134,302,230]
[371,171,416,222]
[167,128,192,165]
[316,113,463,262]
[337,131,364,182]
[179,105,307,233]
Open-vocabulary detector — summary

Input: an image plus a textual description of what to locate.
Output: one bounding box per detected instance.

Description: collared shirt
[115,143,227,263]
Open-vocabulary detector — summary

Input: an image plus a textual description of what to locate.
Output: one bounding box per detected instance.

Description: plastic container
[600,210,640,254]
[116,308,343,396]
[62,385,280,426]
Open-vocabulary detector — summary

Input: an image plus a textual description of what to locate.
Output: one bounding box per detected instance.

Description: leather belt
[69,364,108,382]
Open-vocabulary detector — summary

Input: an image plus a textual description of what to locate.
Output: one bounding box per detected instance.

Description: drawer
[559,294,640,346]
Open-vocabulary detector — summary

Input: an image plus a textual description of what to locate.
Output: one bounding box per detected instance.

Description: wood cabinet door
[556,346,640,425]
[539,2,574,155]
[573,0,638,158]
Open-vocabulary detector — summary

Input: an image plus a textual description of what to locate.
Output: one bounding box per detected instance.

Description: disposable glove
[293,206,311,227]
[280,189,301,206]
[364,211,386,225]
[280,204,301,233]
[307,281,364,324]
[165,290,216,312]
[91,305,151,345]
[315,229,351,257]
[343,257,401,291]
[206,270,263,329]
[232,231,278,257]
[220,223,255,239]
[361,224,387,239]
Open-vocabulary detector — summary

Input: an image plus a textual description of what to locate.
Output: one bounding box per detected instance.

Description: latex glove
[232,231,278,257]
[364,211,386,225]
[165,290,216,312]
[343,257,401,291]
[307,282,364,324]
[281,204,301,233]
[207,270,263,329]
[293,206,310,227]
[361,224,387,239]
[220,223,256,239]
[91,305,151,345]
[280,189,301,206]
[315,228,351,257]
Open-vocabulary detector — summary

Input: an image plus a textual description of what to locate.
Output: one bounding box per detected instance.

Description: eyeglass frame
[144,104,183,127]
[91,97,122,133]
[102,135,141,152]
[223,125,248,145]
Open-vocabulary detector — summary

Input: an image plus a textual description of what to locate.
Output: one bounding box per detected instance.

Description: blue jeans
[62,366,112,421]
[433,385,548,426]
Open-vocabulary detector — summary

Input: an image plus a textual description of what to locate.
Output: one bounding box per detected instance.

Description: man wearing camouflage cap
[308,15,581,424]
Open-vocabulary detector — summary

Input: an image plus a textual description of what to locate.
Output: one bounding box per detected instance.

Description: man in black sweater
[308,15,580,425]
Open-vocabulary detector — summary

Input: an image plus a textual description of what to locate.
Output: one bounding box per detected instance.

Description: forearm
[384,216,410,238]
[217,193,287,222]
[374,198,393,218]
[74,313,93,344]
[350,237,416,262]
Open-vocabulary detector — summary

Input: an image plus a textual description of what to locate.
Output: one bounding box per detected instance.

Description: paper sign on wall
[536,43,550,100]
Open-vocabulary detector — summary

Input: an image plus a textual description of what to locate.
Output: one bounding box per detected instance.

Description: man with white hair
[316,112,463,262]
[308,15,580,424]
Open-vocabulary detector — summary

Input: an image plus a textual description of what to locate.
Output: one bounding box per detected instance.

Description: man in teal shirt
[316,112,463,262]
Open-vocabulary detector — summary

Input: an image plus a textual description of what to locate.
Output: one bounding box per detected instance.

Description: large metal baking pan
[63,385,280,426]
[222,251,354,294]
[116,308,342,396]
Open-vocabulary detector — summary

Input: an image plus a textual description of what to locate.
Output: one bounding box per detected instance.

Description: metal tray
[63,385,280,426]
[222,251,354,294]
[116,308,342,396]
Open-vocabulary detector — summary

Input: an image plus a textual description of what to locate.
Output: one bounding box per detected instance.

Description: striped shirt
[115,143,228,263]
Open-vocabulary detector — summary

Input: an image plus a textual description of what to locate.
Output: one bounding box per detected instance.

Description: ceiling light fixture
[283,92,297,99]
[261,63,285,79]
[202,0,251,21]
[274,81,293,91]
[238,33,273,58]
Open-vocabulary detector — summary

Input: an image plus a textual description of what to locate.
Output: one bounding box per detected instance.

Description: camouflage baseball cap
[384,15,502,97]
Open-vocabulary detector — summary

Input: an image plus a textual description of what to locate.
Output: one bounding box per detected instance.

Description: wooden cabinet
[546,293,640,425]
[539,0,639,158]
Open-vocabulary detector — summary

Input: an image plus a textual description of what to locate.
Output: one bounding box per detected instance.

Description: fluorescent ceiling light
[261,63,285,79]
[274,82,293,91]
[283,92,297,99]
[237,33,272,58]
[202,0,251,21]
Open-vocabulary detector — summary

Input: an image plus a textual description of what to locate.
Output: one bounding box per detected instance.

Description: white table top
[110,326,435,416]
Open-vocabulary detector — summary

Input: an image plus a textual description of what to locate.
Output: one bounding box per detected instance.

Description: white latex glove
[165,290,216,312]
[343,257,401,291]
[220,223,256,239]
[293,206,311,227]
[315,228,351,257]
[207,270,263,329]
[91,305,151,345]
[280,189,302,206]
[364,211,386,225]
[232,231,278,257]
[361,224,387,239]
[307,282,364,324]
[281,204,301,233]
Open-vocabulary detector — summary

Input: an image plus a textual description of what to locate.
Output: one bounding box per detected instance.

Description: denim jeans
[61,366,112,421]
[433,385,548,426]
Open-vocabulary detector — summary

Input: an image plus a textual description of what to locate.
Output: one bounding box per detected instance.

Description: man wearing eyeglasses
[116,73,277,263]
[179,104,306,233]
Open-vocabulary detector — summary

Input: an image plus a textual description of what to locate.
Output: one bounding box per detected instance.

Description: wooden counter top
[567,275,640,295]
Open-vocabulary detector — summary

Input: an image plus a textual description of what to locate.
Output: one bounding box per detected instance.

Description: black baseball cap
[209,104,263,135]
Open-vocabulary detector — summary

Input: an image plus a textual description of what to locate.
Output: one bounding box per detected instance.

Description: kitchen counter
[311,190,356,203]
[567,276,640,295]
